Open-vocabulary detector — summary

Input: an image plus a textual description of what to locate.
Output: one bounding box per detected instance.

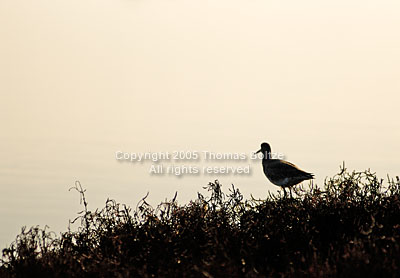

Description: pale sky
[0,0,399,249]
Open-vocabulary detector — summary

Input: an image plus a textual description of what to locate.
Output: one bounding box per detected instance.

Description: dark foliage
[2,165,400,277]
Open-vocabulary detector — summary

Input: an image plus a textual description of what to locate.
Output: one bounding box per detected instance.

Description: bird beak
[255,149,261,154]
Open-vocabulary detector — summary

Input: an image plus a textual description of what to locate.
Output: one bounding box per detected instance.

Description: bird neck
[263,150,271,160]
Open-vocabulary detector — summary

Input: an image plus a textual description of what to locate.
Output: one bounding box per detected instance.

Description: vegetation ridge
[1,166,400,278]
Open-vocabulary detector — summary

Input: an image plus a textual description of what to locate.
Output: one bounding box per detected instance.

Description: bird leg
[289,187,293,199]
[282,187,287,198]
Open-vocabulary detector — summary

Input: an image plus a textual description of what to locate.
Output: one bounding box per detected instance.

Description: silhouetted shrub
[1,165,400,277]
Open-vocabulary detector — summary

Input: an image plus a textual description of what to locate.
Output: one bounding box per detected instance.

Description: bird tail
[306,173,314,179]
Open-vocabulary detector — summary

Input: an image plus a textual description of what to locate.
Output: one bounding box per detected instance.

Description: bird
[255,142,314,198]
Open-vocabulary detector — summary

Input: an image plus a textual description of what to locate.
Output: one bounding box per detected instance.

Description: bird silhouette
[255,142,314,198]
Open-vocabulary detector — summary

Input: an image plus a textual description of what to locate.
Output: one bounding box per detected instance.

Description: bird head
[255,142,271,157]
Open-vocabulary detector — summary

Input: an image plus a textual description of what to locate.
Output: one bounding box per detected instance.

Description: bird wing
[266,160,314,180]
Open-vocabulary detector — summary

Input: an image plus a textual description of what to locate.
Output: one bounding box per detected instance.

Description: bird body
[256,142,314,197]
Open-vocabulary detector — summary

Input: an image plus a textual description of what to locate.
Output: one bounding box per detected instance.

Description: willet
[255,142,314,198]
